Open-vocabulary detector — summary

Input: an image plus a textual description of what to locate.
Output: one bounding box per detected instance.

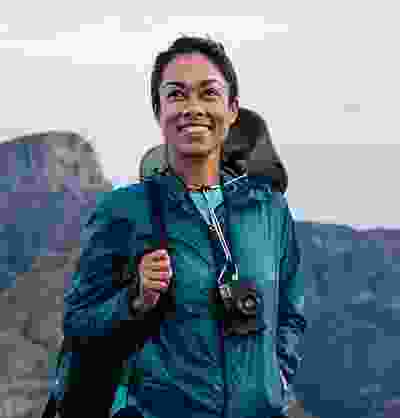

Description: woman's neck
[169,155,221,189]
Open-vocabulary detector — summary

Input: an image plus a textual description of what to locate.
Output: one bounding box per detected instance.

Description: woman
[63,35,306,418]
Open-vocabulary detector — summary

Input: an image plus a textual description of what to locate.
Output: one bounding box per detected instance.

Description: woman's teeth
[181,126,209,133]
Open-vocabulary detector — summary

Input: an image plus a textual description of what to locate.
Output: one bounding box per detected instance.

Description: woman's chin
[176,142,211,156]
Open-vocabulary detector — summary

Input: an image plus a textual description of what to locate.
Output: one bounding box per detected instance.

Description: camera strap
[199,182,239,294]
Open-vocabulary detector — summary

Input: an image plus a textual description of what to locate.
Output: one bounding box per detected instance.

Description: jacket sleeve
[276,201,307,386]
[63,193,141,339]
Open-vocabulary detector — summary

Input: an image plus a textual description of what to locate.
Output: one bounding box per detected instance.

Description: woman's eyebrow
[160,79,225,89]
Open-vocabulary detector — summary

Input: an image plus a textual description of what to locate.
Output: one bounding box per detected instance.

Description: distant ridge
[0,130,112,282]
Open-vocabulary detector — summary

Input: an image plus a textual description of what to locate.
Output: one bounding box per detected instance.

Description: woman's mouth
[180,125,210,134]
[178,124,212,136]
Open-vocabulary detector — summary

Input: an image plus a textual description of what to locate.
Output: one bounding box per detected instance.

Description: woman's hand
[132,249,173,309]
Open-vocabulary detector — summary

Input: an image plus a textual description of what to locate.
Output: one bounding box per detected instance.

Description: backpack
[41,177,171,418]
[41,106,288,417]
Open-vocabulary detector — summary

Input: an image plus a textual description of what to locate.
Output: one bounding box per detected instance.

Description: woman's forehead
[172,53,212,67]
[162,53,225,83]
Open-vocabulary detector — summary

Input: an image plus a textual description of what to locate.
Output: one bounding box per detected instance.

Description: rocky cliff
[293,223,400,418]
[0,131,112,289]
[0,132,399,418]
[0,131,113,417]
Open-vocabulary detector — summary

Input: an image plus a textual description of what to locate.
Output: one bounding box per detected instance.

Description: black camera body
[211,277,267,337]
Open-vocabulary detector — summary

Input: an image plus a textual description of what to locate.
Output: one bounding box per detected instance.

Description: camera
[211,274,267,337]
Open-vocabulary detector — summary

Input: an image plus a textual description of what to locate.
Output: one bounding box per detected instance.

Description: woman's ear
[229,98,240,126]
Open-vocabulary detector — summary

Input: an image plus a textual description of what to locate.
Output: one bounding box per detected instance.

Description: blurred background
[1,1,399,230]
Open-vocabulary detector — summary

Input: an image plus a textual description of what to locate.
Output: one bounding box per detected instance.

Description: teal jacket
[62,170,306,418]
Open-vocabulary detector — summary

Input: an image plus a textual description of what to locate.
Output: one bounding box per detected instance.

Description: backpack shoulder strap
[41,176,174,418]
[143,176,168,250]
[141,176,176,320]
[40,178,167,418]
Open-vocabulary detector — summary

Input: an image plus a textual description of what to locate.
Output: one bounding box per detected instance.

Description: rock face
[0,131,113,417]
[0,132,399,417]
[0,131,113,289]
[293,223,400,418]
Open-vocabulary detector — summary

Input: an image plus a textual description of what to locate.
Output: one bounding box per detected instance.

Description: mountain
[0,132,399,417]
[292,222,400,418]
[0,131,112,290]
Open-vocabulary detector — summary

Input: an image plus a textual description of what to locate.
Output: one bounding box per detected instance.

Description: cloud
[344,103,360,113]
[0,16,288,69]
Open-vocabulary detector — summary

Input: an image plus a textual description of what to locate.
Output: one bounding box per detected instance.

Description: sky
[0,1,399,231]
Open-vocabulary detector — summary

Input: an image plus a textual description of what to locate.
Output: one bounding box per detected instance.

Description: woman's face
[157,53,239,162]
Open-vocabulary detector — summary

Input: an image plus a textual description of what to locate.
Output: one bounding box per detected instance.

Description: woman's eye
[167,89,219,99]
[168,90,184,98]
[205,88,219,96]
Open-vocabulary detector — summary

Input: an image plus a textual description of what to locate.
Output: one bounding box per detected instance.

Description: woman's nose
[183,107,206,118]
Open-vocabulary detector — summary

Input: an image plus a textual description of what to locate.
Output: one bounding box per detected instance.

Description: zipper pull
[280,369,289,391]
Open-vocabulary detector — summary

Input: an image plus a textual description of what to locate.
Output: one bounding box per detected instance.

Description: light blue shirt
[188,188,224,225]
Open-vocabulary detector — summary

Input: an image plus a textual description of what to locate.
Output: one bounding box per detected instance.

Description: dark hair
[150,34,239,121]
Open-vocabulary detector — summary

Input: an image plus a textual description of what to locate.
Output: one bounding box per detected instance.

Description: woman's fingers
[143,276,171,293]
[136,249,173,299]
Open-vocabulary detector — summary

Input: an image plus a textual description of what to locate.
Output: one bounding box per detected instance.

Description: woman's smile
[179,125,211,135]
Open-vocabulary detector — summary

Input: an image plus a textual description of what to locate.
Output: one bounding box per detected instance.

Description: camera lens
[237,294,259,316]
[244,296,256,310]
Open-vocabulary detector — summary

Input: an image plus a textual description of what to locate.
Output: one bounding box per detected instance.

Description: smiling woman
[154,51,239,189]
[50,34,305,418]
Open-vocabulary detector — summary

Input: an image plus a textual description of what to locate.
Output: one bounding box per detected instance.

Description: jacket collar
[147,167,274,215]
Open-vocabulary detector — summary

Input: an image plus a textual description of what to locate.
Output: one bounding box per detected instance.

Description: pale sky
[1,1,399,230]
